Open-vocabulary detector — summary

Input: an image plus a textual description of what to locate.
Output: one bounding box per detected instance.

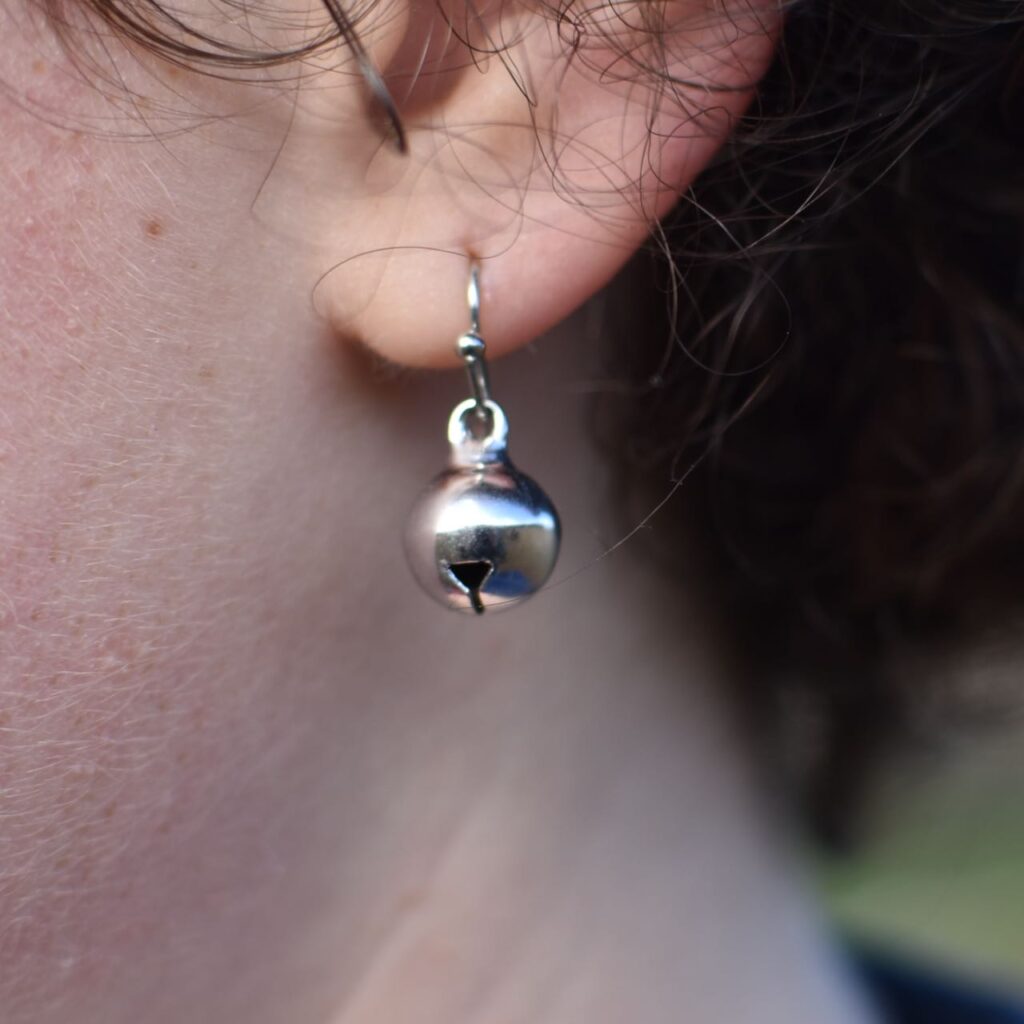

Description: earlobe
[307,0,780,369]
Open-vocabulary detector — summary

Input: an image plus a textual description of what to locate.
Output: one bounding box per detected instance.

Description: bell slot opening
[445,560,493,615]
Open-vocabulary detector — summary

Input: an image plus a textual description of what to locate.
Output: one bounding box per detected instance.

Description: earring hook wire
[458,260,492,416]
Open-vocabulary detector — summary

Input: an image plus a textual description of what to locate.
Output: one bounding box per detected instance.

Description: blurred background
[822,719,1024,990]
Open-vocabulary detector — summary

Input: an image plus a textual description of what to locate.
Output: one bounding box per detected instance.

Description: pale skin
[0,0,881,1020]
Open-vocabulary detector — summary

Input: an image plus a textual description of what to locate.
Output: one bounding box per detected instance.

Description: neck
[320,320,879,1024]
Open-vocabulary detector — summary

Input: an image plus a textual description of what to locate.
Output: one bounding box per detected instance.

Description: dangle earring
[404,262,561,615]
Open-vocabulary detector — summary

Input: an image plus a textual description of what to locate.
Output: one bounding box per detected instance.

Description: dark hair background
[36,0,1024,847]
[615,1,1024,847]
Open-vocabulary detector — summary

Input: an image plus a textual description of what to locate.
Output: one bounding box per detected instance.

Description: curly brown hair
[617,1,1024,846]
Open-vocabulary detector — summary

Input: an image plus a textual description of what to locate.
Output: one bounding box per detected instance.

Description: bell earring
[404,262,561,615]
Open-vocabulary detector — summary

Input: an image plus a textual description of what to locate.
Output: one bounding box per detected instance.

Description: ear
[294,0,780,367]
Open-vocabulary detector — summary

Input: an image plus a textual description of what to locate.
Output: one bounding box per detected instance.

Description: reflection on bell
[405,399,561,615]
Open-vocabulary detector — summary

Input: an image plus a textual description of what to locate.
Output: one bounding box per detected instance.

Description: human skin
[0,2,880,1021]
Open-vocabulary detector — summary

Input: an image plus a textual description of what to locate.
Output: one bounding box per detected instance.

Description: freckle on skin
[198,365,216,382]
[32,59,46,75]
[145,218,165,239]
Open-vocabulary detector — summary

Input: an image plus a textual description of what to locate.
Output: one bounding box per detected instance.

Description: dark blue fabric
[854,947,1024,1023]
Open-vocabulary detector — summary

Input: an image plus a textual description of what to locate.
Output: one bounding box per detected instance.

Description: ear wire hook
[457,261,492,419]
[467,261,482,336]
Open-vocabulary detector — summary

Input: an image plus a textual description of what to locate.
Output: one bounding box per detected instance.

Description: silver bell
[405,397,560,614]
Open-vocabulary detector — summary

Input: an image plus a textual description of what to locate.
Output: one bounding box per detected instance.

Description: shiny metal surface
[458,264,492,416]
[467,261,482,335]
[458,331,492,413]
[403,261,561,615]
[404,402,560,614]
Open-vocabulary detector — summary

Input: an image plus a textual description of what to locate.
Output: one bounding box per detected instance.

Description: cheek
[0,281,352,1020]
[0,74,414,1024]
[0,286,311,1019]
